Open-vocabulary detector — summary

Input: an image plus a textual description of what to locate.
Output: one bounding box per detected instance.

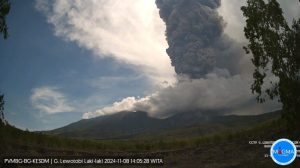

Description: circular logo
[270,138,297,166]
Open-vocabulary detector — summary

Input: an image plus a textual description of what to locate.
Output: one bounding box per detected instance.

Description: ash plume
[81,0,281,119]
[156,0,242,78]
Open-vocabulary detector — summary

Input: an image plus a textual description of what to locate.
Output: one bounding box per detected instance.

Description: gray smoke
[156,0,243,78]
[83,0,281,119]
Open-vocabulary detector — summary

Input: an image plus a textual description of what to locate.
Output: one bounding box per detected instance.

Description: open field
[1,116,299,167]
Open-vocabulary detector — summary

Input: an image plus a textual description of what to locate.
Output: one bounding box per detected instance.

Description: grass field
[0,116,299,167]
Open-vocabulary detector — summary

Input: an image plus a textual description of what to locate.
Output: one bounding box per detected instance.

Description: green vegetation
[2,115,299,168]
[45,111,280,140]
[0,0,9,124]
[0,113,289,154]
[0,1,299,167]
[242,0,300,128]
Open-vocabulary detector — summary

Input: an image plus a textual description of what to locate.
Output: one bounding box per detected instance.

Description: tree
[0,0,9,124]
[0,0,10,39]
[241,0,300,128]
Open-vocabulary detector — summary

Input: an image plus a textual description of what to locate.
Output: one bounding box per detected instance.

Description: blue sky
[0,0,152,130]
[0,0,298,131]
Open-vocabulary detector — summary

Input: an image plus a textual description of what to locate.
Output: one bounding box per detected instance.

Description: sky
[0,0,157,130]
[0,0,299,131]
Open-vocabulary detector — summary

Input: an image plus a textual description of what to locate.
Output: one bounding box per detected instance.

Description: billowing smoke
[82,0,280,119]
[156,0,244,78]
[83,71,279,119]
[36,0,280,119]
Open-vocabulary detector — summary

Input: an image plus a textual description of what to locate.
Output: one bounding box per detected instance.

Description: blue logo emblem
[270,139,297,165]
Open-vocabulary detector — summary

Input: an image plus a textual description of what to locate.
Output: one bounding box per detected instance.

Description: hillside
[45,111,281,140]
[1,114,299,168]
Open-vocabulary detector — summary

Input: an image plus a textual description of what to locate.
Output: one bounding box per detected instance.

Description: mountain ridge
[44,110,280,140]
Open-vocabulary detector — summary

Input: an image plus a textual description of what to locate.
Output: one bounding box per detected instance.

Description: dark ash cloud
[83,0,281,119]
[156,0,243,78]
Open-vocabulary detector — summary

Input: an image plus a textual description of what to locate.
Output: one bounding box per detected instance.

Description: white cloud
[35,0,176,86]
[34,0,285,119]
[218,0,300,43]
[31,87,74,113]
